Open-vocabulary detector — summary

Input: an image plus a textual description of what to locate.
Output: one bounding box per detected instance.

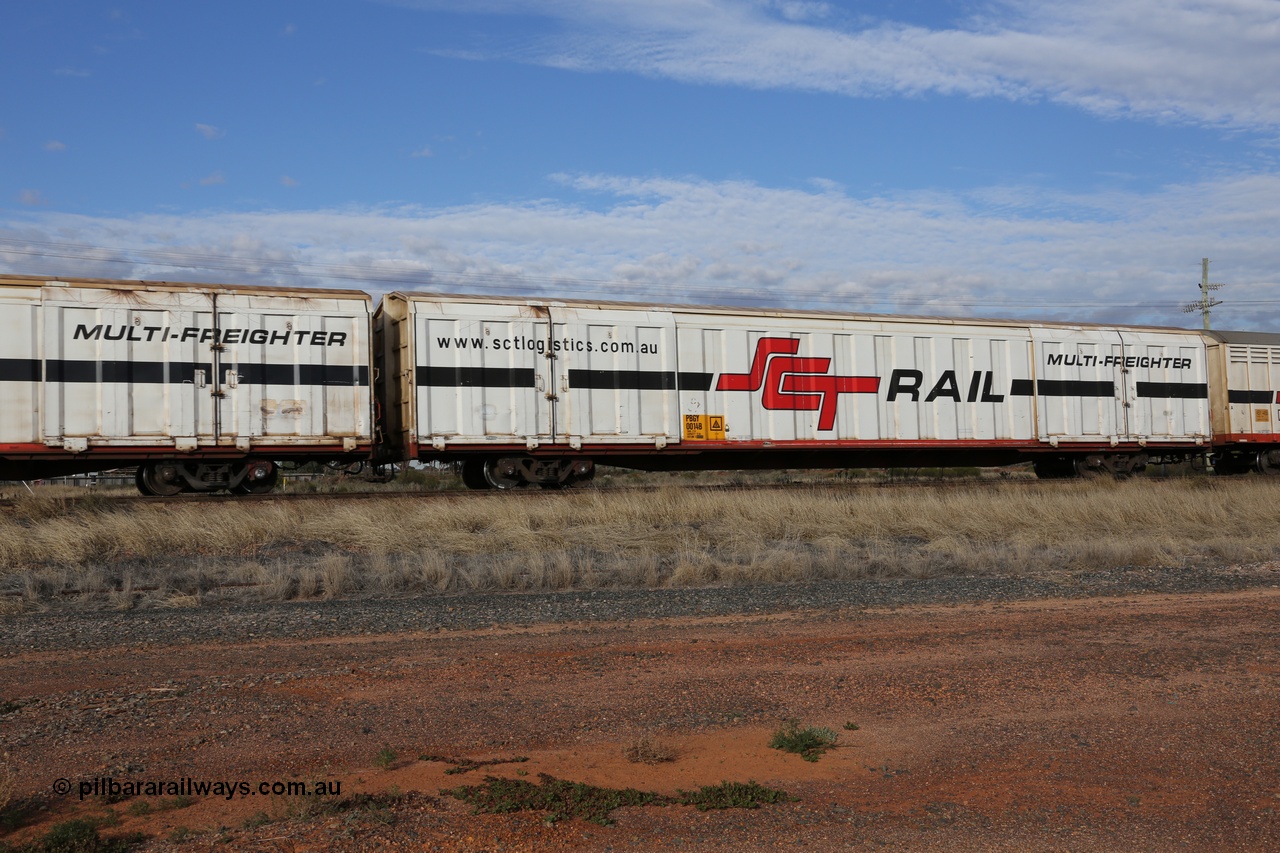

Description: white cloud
[17,189,47,206]
[195,123,225,140]
[2,169,1278,327]
[401,0,1280,129]
[281,175,299,187]
[198,171,226,186]
[411,146,434,158]
[43,140,67,152]
[763,1,833,24]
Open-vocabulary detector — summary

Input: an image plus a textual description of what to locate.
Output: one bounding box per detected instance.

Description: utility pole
[1183,257,1226,330]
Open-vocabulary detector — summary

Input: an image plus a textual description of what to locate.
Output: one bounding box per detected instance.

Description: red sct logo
[715,338,880,430]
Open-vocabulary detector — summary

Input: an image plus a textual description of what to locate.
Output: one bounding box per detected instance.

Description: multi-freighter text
[73,324,348,347]
[1048,353,1192,369]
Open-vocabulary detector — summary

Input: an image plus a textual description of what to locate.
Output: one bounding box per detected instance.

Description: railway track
[0,471,1203,512]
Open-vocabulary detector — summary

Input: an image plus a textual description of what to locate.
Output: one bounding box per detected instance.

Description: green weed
[443,773,794,826]
[24,818,144,852]
[444,773,660,826]
[676,781,798,811]
[418,754,529,775]
[374,747,397,770]
[769,720,839,762]
[157,795,194,811]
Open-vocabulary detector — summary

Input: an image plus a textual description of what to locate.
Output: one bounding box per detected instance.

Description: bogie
[134,459,280,496]
[459,457,595,490]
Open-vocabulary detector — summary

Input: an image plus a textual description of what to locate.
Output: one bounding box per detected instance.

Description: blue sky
[3,0,1279,328]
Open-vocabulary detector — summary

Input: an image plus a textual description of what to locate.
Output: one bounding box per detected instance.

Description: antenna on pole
[1182,257,1226,329]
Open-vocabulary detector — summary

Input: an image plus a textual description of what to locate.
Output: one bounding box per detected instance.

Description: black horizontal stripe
[236,363,370,386]
[678,372,715,391]
[0,358,42,382]
[1136,382,1207,399]
[568,369,677,390]
[1009,379,1116,397]
[45,359,206,384]
[418,366,536,388]
[21,359,368,386]
[42,360,95,383]
[1229,389,1274,405]
[99,361,166,384]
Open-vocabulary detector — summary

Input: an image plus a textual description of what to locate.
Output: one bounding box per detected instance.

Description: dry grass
[0,753,16,816]
[624,736,678,765]
[2,477,1279,609]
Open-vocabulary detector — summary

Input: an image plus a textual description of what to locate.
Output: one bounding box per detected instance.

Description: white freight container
[376,293,680,454]
[377,292,1212,484]
[1028,326,1209,446]
[1206,331,1280,438]
[0,275,372,485]
[1204,330,1280,473]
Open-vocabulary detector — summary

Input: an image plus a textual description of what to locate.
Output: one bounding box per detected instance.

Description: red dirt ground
[3,587,1279,851]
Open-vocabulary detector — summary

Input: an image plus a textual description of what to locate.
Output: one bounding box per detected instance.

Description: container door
[41,285,217,448]
[0,286,42,447]
[547,307,679,444]
[413,301,553,443]
[1116,331,1209,442]
[212,295,371,445]
[1030,327,1126,443]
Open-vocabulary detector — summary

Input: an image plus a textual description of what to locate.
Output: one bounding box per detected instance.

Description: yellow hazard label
[1255,408,1271,423]
[683,414,726,440]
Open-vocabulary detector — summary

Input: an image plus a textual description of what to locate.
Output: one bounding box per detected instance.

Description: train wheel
[461,459,492,490]
[1073,456,1107,479]
[483,457,525,489]
[138,462,184,496]
[1256,450,1280,475]
[542,462,595,489]
[235,463,280,495]
[134,467,156,496]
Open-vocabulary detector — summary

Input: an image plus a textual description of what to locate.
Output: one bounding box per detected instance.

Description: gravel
[6,563,1276,652]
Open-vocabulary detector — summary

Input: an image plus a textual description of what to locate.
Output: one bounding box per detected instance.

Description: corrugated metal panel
[390,292,1210,452]
[1220,342,1280,435]
[403,298,682,446]
[0,284,43,445]
[2,280,372,452]
[409,299,552,443]
[1029,327,1208,443]
[1118,330,1209,442]
[551,306,678,442]
[675,315,1035,444]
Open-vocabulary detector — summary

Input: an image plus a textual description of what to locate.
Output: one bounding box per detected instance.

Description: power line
[0,236,1273,315]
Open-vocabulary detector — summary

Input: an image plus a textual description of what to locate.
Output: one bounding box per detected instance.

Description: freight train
[2,274,1277,493]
